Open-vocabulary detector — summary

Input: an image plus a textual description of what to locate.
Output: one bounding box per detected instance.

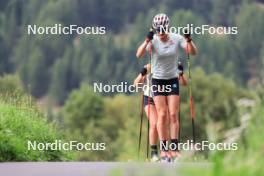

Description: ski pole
[186,44,196,143]
[178,61,182,143]
[178,95,181,143]
[146,41,153,160]
[138,94,144,159]
[146,112,150,159]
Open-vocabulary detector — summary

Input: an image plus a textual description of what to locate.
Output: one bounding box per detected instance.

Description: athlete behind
[134,64,160,162]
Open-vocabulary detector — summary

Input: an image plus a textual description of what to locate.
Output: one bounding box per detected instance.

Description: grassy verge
[181,99,264,176]
[0,92,73,161]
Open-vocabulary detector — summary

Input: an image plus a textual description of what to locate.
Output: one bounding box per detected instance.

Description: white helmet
[152,13,170,31]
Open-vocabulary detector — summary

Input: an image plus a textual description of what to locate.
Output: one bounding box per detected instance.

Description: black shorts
[152,77,179,96]
[143,95,155,107]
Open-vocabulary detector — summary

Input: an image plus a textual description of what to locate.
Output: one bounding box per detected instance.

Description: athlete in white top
[134,63,188,162]
[136,13,197,162]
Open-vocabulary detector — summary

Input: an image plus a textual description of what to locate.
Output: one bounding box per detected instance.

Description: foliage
[0,91,72,161]
[0,74,23,95]
[182,99,264,176]
[61,69,249,161]
[63,84,104,132]
[0,0,263,164]
[0,1,263,102]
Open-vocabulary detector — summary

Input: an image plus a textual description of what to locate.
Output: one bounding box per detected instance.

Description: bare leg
[167,95,181,157]
[144,105,158,146]
[153,95,169,157]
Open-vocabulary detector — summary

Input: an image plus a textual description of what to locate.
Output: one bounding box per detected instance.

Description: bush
[63,83,104,132]
[0,92,72,161]
[0,74,24,95]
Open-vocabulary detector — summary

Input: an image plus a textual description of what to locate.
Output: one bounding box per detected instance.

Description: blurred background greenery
[0,0,264,175]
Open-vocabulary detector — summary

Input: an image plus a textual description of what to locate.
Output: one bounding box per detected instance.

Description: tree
[63,84,104,131]
[25,47,49,97]
[235,3,264,83]
[0,35,10,74]
[49,47,80,104]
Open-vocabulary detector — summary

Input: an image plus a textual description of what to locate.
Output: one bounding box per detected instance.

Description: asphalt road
[0,162,211,176]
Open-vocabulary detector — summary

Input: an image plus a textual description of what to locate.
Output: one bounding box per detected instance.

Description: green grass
[221,101,264,176]
[181,100,264,176]
[0,94,72,161]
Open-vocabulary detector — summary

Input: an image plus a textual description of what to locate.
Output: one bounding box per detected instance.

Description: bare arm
[186,41,197,55]
[133,64,150,86]
[183,30,197,55]
[136,30,154,58]
[133,74,146,86]
[136,40,149,58]
[179,74,188,86]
